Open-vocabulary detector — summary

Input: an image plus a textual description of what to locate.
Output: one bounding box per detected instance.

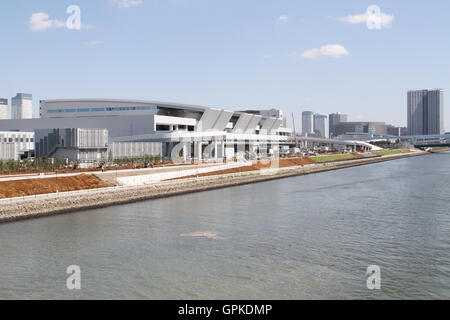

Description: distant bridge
[293,136,381,152]
[411,135,450,148]
[335,134,450,149]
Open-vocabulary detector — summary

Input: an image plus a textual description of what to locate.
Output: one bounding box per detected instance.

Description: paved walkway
[0,163,225,183]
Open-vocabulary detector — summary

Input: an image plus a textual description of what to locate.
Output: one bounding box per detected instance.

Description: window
[47,106,157,114]
[156,125,170,131]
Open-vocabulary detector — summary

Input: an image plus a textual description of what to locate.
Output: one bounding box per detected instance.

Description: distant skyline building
[302,111,314,135]
[407,89,444,135]
[334,122,387,137]
[0,98,8,119]
[313,113,329,138]
[329,112,348,137]
[12,93,33,120]
[387,125,407,137]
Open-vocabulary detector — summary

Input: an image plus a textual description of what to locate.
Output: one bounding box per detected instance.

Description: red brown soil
[167,157,316,181]
[0,174,112,199]
[278,157,316,167]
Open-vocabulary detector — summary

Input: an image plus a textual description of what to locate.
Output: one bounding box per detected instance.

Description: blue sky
[0,0,449,130]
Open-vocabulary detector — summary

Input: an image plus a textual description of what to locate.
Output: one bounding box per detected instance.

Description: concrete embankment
[0,151,428,224]
[429,147,450,153]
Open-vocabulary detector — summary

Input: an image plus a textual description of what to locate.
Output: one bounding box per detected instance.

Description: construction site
[0,149,428,224]
[0,149,412,201]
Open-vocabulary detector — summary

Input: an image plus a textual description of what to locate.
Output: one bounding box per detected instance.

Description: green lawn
[428,147,449,152]
[310,154,357,163]
[373,149,410,156]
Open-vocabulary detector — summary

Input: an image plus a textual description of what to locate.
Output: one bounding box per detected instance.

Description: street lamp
[116,164,118,186]
[55,169,58,193]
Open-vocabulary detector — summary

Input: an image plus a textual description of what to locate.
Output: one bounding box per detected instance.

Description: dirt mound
[0,174,112,199]
[279,157,315,167]
[352,153,364,159]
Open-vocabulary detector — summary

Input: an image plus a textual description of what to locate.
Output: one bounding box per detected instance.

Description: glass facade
[47,106,157,114]
[12,93,32,101]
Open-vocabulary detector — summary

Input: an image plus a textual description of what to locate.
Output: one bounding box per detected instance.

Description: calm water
[0,153,449,300]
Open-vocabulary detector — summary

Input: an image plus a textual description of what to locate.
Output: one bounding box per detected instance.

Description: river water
[0,153,449,300]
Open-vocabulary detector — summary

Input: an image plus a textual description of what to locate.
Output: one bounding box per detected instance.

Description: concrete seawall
[0,151,428,224]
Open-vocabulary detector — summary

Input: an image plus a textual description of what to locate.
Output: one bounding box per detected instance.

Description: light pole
[116,165,118,186]
[55,169,58,193]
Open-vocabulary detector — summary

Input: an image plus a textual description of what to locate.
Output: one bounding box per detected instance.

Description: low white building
[0,131,35,161]
[35,128,109,162]
[2,99,293,161]
[0,99,381,160]
[35,128,162,164]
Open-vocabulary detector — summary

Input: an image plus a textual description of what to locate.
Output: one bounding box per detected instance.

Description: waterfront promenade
[0,150,428,224]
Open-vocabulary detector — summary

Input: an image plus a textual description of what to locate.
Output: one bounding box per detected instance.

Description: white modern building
[0,131,35,161]
[0,99,293,161]
[0,99,383,160]
[313,114,329,138]
[0,98,8,119]
[35,128,109,161]
[35,128,162,164]
[12,93,33,120]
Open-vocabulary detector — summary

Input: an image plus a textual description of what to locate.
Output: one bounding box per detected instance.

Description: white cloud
[277,14,289,23]
[29,12,95,32]
[29,12,65,32]
[340,9,394,29]
[109,0,144,8]
[300,44,350,59]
